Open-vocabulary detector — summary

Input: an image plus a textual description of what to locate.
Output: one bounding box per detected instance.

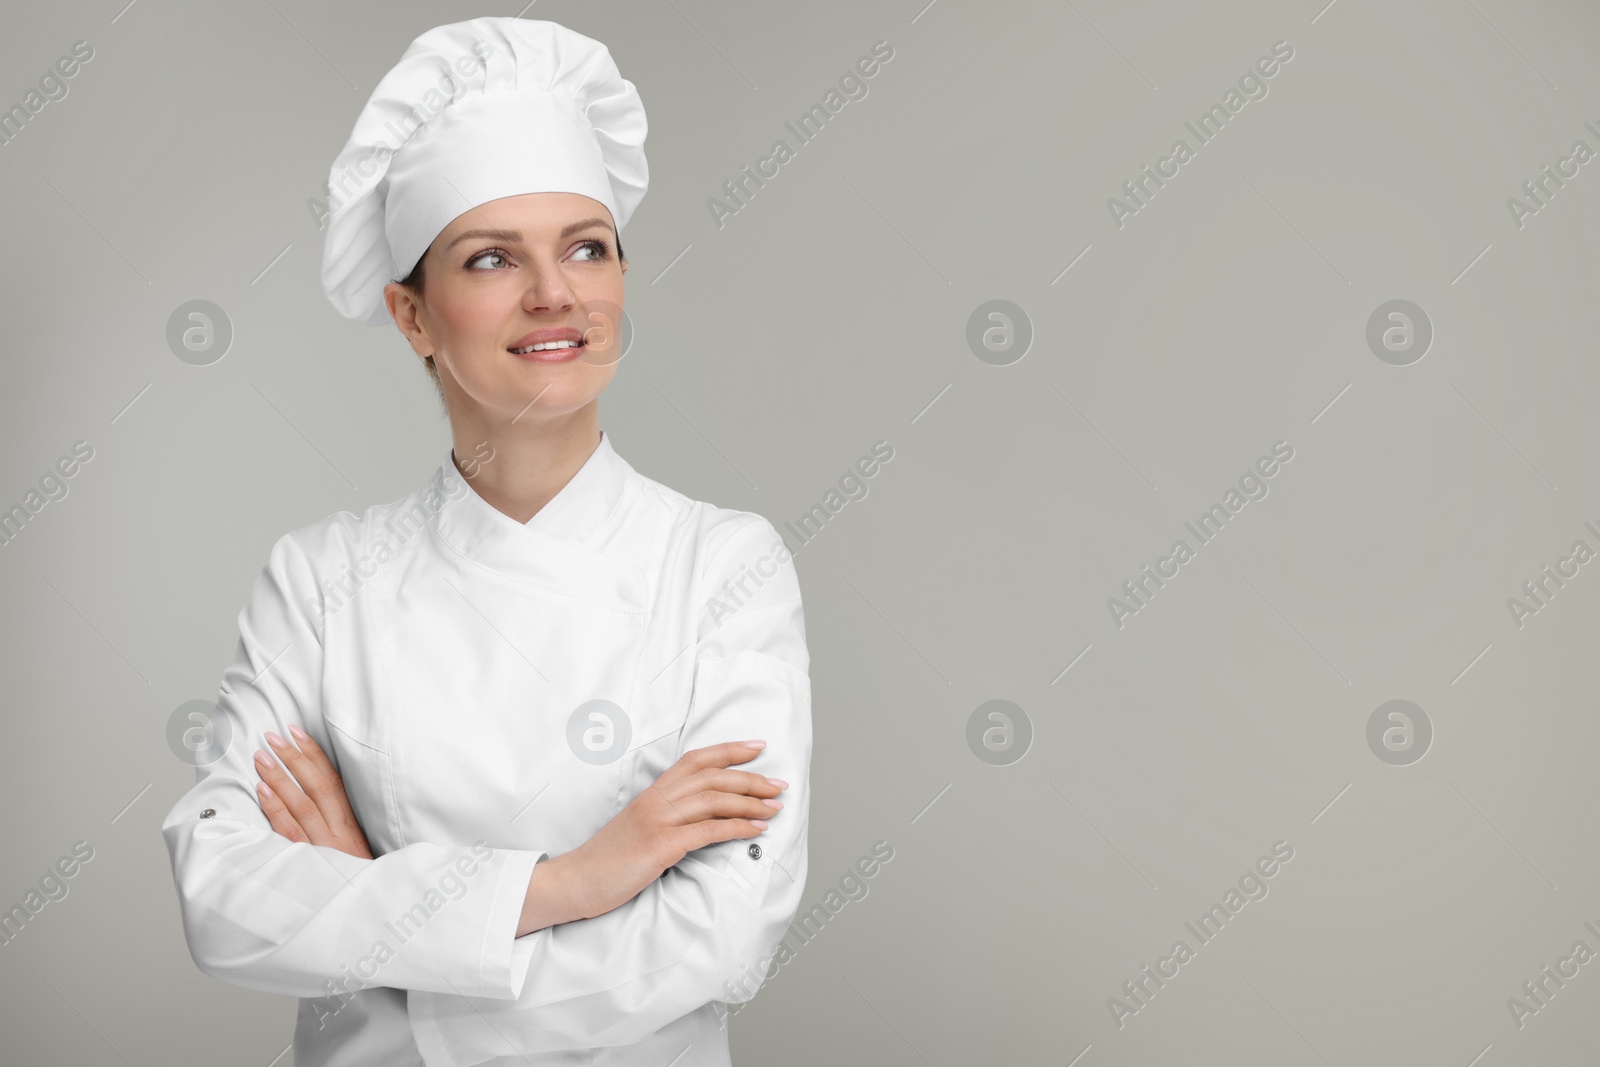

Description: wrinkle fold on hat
[321,17,648,325]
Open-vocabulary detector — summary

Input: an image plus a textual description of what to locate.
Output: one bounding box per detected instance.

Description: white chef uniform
[160,430,813,1066]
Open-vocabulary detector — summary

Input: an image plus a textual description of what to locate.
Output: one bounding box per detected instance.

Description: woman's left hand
[253,725,374,860]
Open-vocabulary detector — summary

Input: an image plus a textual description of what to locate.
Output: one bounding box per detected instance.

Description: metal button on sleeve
[199,808,216,819]
[748,843,761,860]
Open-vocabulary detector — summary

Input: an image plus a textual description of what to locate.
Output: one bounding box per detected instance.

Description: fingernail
[765,777,788,789]
[744,740,766,750]
[750,819,769,829]
[254,749,272,766]
[763,798,784,809]
[256,781,273,797]
[289,724,309,741]
[265,731,286,748]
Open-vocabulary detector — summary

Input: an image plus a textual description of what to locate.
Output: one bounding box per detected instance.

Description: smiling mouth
[509,339,585,355]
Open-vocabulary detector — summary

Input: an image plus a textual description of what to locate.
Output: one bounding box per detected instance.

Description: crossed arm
[166,514,811,1056]
[251,722,789,937]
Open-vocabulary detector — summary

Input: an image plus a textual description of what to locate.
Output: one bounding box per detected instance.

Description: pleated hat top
[321,17,648,325]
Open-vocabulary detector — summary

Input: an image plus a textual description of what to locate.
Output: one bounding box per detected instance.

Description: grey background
[1,0,1596,1063]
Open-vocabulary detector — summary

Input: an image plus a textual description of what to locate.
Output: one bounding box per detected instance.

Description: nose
[520,258,577,314]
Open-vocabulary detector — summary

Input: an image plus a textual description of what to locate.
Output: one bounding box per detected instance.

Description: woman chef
[160,17,812,1067]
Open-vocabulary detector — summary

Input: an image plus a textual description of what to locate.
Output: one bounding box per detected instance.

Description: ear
[383,282,434,362]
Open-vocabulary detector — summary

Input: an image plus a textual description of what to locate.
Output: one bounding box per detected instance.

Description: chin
[501,373,608,414]
[450,356,612,413]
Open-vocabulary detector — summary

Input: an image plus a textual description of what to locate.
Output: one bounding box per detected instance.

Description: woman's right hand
[519,740,787,934]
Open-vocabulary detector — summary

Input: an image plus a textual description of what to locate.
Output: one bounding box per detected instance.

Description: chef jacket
[160,430,812,1067]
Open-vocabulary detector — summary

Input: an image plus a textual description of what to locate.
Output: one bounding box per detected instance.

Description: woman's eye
[467,250,510,270]
[571,240,610,262]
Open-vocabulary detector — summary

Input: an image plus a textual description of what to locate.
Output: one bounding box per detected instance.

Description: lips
[507,326,587,363]
[508,327,585,351]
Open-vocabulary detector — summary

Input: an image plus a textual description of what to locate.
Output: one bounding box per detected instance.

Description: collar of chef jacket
[430,429,650,613]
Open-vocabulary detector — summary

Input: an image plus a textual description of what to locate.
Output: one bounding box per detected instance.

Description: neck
[449,403,602,525]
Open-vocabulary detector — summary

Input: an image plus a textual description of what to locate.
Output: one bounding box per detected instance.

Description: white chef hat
[321,17,648,325]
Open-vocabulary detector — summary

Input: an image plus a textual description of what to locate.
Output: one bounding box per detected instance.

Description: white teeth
[511,339,582,354]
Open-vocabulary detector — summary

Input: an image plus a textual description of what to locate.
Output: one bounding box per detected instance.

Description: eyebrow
[444,217,614,250]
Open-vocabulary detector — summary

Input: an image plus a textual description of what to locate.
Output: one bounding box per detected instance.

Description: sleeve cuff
[474,848,544,1000]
